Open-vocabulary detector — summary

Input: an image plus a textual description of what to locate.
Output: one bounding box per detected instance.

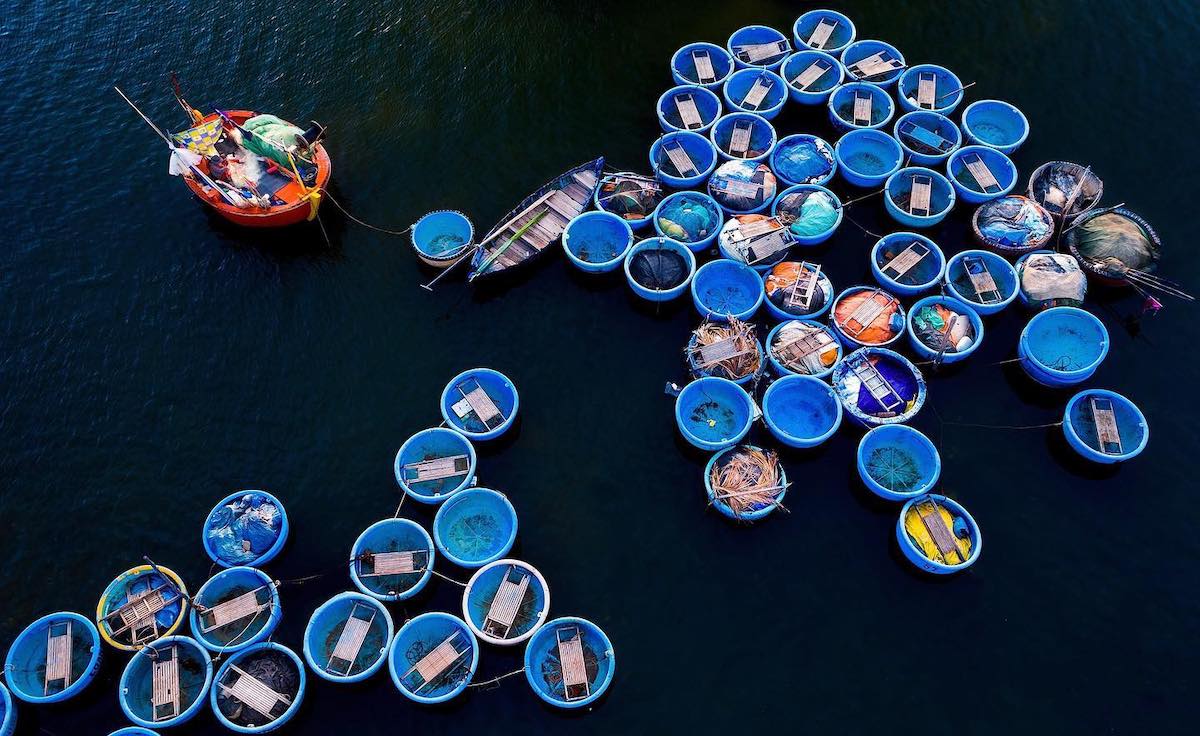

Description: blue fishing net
[657,194,718,243]
[776,190,839,237]
[206,493,282,564]
[774,137,834,184]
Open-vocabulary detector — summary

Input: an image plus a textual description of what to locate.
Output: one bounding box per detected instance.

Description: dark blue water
[2,1,1198,733]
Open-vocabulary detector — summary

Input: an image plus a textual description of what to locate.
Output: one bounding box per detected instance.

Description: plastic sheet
[708,160,776,212]
[1019,253,1087,309]
[776,189,839,237]
[205,493,282,565]
[656,193,719,243]
[911,303,976,353]
[975,196,1053,251]
[629,250,688,289]
[773,137,834,184]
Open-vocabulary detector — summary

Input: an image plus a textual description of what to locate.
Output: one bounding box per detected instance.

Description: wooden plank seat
[733,40,790,64]
[451,377,505,430]
[962,255,1002,304]
[882,242,930,280]
[483,567,531,639]
[151,645,180,723]
[728,217,784,242]
[1090,396,1124,455]
[220,663,291,722]
[326,602,376,676]
[404,631,470,692]
[918,500,966,563]
[908,174,933,216]
[961,152,1002,193]
[849,354,904,413]
[898,120,955,152]
[848,51,903,80]
[852,90,873,126]
[692,49,716,84]
[199,585,273,634]
[359,550,426,577]
[743,230,794,265]
[709,177,762,200]
[557,626,591,701]
[740,74,774,110]
[45,620,73,696]
[916,71,937,108]
[660,139,699,177]
[841,290,891,338]
[777,326,836,373]
[674,92,704,130]
[791,59,832,91]
[806,18,838,49]
[692,335,754,369]
[727,118,754,157]
[105,584,181,645]
[402,454,471,485]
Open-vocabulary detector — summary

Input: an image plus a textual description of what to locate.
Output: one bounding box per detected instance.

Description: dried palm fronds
[687,316,760,380]
[708,446,789,517]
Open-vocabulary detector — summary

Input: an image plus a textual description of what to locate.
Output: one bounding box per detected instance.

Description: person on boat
[207,154,230,183]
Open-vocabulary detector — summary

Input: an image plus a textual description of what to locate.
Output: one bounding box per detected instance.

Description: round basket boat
[439,368,519,441]
[897,63,965,114]
[388,612,478,704]
[349,518,434,602]
[593,171,665,232]
[394,427,477,503]
[562,211,634,273]
[654,190,723,252]
[5,612,102,704]
[727,25,792,71]
[524,616,616,709]
[944,249,1019,315]
[410,210,473,267]
[671,41,734,89]
[709,160,777,215]
[833,348,927,427]
[691,259,765,321]
[657,84,722,133]
[961,99,1029,154]
[766,319,842,378]
[433,487,518,568]
[303,592,393,684]
[771,134,837,187]
[718,216,791,271]
[830,286,906,348]
[97,565,189,651]
[793,9,856,53]
[109,728,158,736]
[763,374,843,448]
[835,128,903,188]
[674,376,755,451]
[188,567,281,654]
[202,490,288,569]
[685,323,765,385]
[947,145,1017,204]
[462,559,550,646]
[1018,307,1109,387]
[211,642,304,733]
[649,131,718,188]
[1015,251,1087,310]
[723,68,787,119]
[897,494,982,574]
[624,237,697,302]
[871,233,946,295]
[772,184,842,245]
[704,444,789,522]
[0,685,13,736]
[907,295,984,363]
[710,113,777,162]
[1026,161,1104,224]
[894,110,961,166]
[762,261,834,321]
[857,425,941,500]
[781,50,843,105]
[1064,207,1162,287]
[119,636,212,729]
[884,166,955,228]
[1063,389,1149,464]
[840,39,905,87]
[971,195,1055,255]
[827,82,895,132]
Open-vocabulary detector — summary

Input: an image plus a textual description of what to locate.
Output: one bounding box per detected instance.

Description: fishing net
[1065,209,1160,276]
[629,249,688,290]
[444,511,504,560]
[217,651,299,726]
[241,114,313,169]
[205,494,282,565]
[911,303,976,353]
[656,193,719,243]
[597,175,663,222]
[1018,252,1087,309]
[865,446,922,493]
[775,189,839,237]
[687,318,760,380]
[773,136,835,184]
[1028,161,1102,219]
[708,446,787,517]
[973,195,1054,253]
[764,262,830,317]
[708,160,776,212]
[770,321,839,374]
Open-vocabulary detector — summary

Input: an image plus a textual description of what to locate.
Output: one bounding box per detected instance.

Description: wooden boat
[467,158,605,282]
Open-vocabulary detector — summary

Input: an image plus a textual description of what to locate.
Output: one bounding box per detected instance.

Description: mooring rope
[468,667,527,689]
[430,568,467,587]
[940,419,1063,431]
[322,190,413,236]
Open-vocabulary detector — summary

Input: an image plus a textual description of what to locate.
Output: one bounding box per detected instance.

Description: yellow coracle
[903,500,971,565]
[95,564,189,651]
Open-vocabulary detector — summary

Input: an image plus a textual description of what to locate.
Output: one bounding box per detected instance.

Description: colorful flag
[171,118,223,156]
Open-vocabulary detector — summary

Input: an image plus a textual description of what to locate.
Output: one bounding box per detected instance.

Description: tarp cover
[776,190,839,237]
[206,493,282,565]
[241,114,310,169]
[975,196,1053,251]
[630,249,688,289]
[1018,252,1087,308]
[1066,210,1160,272]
